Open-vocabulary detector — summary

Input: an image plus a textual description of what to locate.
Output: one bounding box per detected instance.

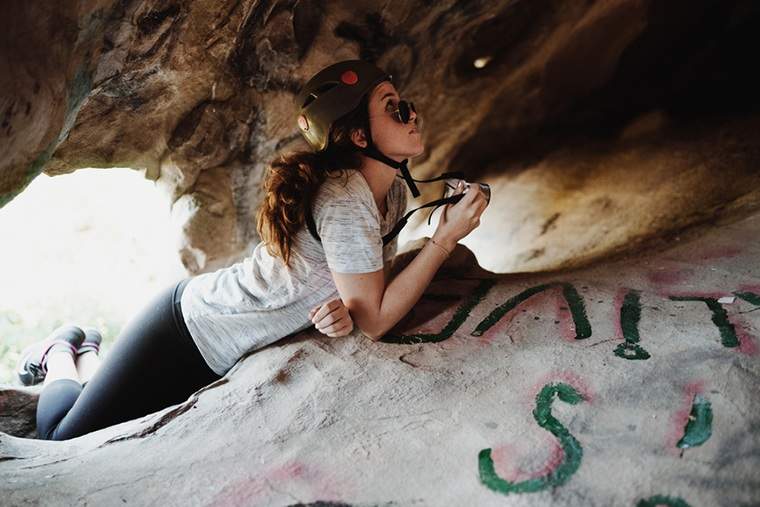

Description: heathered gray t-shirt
[180,170,407,375]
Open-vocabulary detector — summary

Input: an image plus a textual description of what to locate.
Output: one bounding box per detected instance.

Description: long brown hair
[256,94,371,266]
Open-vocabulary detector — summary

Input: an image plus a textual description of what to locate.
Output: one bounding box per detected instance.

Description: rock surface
[3,2,760,502]
[0,386,38,439]
[2,208,759,506]
[3,0,760,272]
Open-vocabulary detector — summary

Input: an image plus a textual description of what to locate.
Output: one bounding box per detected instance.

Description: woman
[15,60,487,441]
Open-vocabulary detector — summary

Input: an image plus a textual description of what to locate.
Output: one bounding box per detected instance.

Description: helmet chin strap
[360,130,421,198]
[309,128,466,247]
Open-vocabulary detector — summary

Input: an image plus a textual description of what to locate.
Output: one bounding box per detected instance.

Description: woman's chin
[387,141,425,160]
[404,138,425,158]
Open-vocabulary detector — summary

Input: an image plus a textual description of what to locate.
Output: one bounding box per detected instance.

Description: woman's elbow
[349,309,386,341]
[359,328,385,342]
[357,322,386,342]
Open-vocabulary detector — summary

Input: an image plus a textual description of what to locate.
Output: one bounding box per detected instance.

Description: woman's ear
[351,128,368,149]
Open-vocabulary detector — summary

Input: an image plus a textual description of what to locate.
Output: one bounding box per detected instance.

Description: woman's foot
[76,327,103,386]
[16,325,85,386]
[77,327,102,356]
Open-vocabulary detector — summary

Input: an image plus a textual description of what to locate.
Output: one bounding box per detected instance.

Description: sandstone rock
[2,209,759,506]
[0,386,39,439]
[3,2,760,501]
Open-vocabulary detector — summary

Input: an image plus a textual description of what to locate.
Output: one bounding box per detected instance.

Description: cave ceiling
[2,0,760,273]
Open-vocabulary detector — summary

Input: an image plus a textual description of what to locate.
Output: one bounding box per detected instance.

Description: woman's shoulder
[314,170,372,208]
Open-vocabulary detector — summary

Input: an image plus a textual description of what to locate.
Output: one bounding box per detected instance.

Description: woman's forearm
[366,234,454,339]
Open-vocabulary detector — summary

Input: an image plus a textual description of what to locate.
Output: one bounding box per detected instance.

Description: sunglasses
[371,99,418,124]
[389,100,416,124]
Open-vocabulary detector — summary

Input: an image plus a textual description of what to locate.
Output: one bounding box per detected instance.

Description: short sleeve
[382,228,399,263]
[317,196,384,273]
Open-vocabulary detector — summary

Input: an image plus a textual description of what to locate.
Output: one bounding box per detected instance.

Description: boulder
[1,209,759,505]
[3,1,760,503]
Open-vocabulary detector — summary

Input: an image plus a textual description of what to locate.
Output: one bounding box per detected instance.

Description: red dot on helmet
[341,71,359,85]
[298,115,309,131]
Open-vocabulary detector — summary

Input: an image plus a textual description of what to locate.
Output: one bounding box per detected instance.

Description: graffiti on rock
[479,382,586,495]
[669,295,739,348]
[734,290,760,306]
[374,279,754,502]
[382,278,757,362]
[613,289,651,360]
[382,279,495,344]
[676,393,712,449]
[636,495,692,507]
[471,283,592,340]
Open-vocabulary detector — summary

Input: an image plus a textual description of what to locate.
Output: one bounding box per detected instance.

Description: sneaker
[77,327,103,356]
[16,325,85,386]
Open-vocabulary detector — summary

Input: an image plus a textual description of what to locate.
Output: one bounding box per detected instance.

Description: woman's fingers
[315,305,346,328]
[465,187,487,219]
[325,318,354,337]
[312,298,354,337]
[315,308,350,331]
[311,298,343,324]
[318,313,354,336]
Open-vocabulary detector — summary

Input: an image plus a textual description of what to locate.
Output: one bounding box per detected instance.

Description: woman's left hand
[309,298,354,337]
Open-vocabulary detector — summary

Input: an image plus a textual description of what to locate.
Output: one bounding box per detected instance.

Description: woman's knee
[35,378,82,440]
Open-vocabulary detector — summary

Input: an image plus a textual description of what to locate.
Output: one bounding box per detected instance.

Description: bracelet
[429,238,451,257]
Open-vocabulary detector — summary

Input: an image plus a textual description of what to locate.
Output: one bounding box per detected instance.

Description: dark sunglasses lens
[398,101,411,123]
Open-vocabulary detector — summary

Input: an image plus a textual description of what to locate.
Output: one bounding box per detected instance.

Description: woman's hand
[433,181,488,249]
[309,298,354,337]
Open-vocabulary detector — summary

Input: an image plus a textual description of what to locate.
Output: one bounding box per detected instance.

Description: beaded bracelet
[429,238,451,257]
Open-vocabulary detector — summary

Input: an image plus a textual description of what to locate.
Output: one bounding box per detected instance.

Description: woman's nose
[410,108,422,130]
[408,107,418,124]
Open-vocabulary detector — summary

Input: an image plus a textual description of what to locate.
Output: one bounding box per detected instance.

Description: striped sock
[41,342,77,374]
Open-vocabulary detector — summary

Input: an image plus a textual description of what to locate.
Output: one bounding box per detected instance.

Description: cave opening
[0,168,185,383]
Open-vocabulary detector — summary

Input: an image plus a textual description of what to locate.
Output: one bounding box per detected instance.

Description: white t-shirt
[180,170,407,375]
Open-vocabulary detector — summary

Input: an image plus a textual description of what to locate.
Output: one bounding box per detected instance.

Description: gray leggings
[36,278,222,440]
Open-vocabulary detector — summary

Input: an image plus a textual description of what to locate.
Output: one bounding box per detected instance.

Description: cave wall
[3,3,760,504]
[2,0,760,273]
[0,0,117,206]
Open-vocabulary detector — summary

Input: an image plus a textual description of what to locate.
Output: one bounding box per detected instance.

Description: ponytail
[257,95,370,267]
[256,149,363,266]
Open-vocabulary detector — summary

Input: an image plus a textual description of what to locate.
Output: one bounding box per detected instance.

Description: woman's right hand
[433,181,488,249]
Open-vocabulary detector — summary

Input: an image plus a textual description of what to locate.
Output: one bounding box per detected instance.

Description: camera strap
[305,171,465,247]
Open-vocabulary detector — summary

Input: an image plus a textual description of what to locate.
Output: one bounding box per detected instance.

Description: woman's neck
[358,157,397,216]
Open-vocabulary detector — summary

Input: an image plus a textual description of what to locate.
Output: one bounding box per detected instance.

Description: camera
[443,179,491,205]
